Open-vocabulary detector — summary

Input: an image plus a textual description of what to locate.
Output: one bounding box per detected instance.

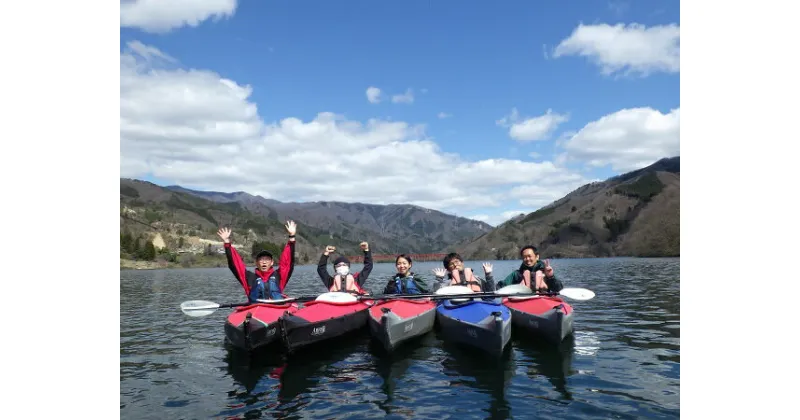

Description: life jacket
[330,273,363,294]
[448,268,482,292]
[393,273,422,294]
[518,266,545,290]
[248,269,283,302]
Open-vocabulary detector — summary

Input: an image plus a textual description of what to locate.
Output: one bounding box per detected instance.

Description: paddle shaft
[359,290,559,301]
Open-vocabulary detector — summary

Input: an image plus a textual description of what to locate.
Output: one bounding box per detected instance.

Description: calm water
[120,258,680,419]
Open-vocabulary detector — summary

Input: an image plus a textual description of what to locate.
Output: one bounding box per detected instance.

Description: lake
[120,257,680,419]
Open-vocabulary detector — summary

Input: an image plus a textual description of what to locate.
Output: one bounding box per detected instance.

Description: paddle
[359,286,595,302]
[179,295,316,317]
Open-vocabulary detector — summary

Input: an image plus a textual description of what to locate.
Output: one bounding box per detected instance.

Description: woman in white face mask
[316,242,373,295]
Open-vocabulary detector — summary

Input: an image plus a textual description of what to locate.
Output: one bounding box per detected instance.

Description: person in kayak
[495,245,563,292]
[317,242,373,294]
[432,252,495,292]
[381,254,430,294]
[217,220,297,303]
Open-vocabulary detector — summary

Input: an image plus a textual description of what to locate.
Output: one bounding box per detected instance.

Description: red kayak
[368,298,436,352]
[503,295,574,344]
[224,302,299,351]
[279,292,370,352]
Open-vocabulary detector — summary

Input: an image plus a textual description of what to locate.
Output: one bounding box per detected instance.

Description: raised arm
[481,263,496,292]
[218,227,251,296]
[277,221,297,290]
[431,268,448,292]
[542,259,563,292]
[317,245,335,289]
[354,242,372,287]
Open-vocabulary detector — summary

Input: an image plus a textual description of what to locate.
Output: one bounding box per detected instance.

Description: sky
[120,0,680,227]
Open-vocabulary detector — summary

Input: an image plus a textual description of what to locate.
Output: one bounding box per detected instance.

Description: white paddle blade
[315,292,358,303]
[496,284,533,296]
[180,300,221,317]
[256,297,295,305]
[435,285,474,295]
[559,287,595,301]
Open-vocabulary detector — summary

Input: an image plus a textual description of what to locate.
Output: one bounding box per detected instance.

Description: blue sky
[120,0,680,226]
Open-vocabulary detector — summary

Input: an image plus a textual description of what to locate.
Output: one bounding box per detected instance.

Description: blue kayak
[435,298,512,356]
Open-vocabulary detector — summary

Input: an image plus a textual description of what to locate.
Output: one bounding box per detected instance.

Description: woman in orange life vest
[316,242,373,294]
[432,252,496,293]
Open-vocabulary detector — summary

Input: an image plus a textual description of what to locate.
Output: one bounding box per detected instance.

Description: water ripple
[121,258,680,419]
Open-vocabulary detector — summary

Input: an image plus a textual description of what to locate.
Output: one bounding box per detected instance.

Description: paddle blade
[256,297,296,305]
[315,292,358,303]
[180,300,221,317]
[559,287,595,301]
[496,284,533,296]
[435,285,474,295]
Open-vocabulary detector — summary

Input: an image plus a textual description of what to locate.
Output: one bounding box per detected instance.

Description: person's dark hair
[255,250,273,260]
[443,252,462,269]
[395,254,413,265]
[519,245,538,257]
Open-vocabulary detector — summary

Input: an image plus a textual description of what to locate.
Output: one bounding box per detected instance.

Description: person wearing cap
[316,242,372,294]
[216,220,298,303]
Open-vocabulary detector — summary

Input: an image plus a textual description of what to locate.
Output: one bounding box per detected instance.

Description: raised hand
[360,241,369,251]
[432,268,447,278]
[482,262,493,274]
[285,220,297,236]
[217,227,232,243]
[543,259,554,277]
[324,245,336,255]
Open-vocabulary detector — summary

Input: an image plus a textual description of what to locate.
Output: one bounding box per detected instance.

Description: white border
[683,1,796,416]
[1,1,119,416]
[2,1,794,417]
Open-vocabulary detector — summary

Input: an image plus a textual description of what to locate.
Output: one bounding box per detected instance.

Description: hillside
[120,179,492,267]
[164,185,492,253]
[451,157,680,259]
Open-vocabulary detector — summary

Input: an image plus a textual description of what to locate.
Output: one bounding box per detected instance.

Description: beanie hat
[333,256,350,266]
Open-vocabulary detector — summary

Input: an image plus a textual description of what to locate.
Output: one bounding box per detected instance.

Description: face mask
[335,266,350,276]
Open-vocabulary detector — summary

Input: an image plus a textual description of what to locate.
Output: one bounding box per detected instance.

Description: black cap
[333,256,350,266]
[255,250,273,260]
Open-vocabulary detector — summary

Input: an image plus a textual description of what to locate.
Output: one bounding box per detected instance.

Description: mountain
[120,179,493,264]
[451,157,680,259]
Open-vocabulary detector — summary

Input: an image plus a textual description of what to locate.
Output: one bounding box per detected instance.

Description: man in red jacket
[216,221,297,302]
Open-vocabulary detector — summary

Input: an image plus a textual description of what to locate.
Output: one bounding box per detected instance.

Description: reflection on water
[121,258,680,419]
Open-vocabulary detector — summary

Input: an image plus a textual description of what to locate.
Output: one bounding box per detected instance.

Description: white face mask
[335,265,350,276]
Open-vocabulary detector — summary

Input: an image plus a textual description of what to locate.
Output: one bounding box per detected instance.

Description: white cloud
[471,210,532,227]
[497,108,568,142]
[366,86,382,104]
[553,23,680,77]
[121,0,238,34]
[120,41,594,220]
[437,112,452,119]
[391,89,414,104]
[560,107,680,172]
[509,176,596,208]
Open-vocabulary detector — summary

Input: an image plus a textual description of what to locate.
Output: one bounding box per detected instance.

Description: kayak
[503,294,574,344]
[434,286,512,356]
[224,302,299,351]
[368,298,437,352]
[279,292,370,352]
